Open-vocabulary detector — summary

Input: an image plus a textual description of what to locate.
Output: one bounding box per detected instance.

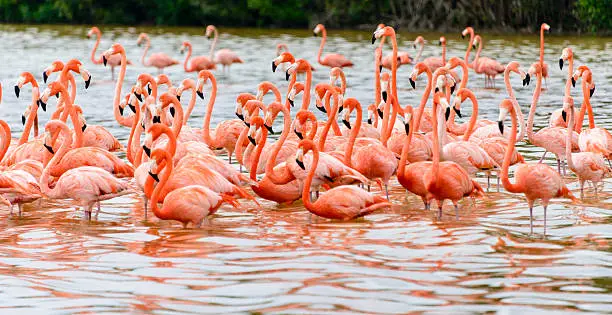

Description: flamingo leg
[18,204,22,217]
[143,196,148,220]
[487,174,491,191]
[454,203,459,220]
[497,175,501,192]
[367,184,371,192]
[437,200,443,219]
[9,204,13,216]
[580,180,585,199]
[539,151,548,163]
[384,184,389,201]
[557,159,561,174]
[594,181,598,197]
[529,207,534,235]
[228,154,232,164]
[96,202,101,219]
[111,66,115,81]
[543,205,548,235]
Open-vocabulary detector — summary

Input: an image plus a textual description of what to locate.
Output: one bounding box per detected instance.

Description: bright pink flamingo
[563,96,610,198]
[472,35,504,88]
[197,70,245,163]
[313,24,353,68]
[498,97,577,234]
[87,26,131,80]
[136,33,179,73]
[144,148,239,228]
[205,25,243,73]
[180,40,215,72]
[72,105,123,152]
[41,120,130,220]
[296,139,391,220]
[549,47,577,128]
[376,24,411,69]
[533,23,550,87]
[272,51,314,74]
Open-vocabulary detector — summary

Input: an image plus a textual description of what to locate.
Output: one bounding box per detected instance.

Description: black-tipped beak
[147,85,152,95]
[248,135,256,146]
[561,110,567,122]
[338,105,344,113]
[450,85,456,95]
[14,86,20,98]
[371,34,376,44]
[272,61,277,72]
[55,93,60,98]
[153,116,161,124]
[413,44,416,49]
[379,65,383,72]
[169,106,176,117]
[44,143,54,154]
[143,145,151,157]
[84,76,91,89]
[461,34,465,39]
[453,107,462,118]
[129,104,136,113]
[103,56,108,66]
[176,95,180,102]
[82,124,87,132]
[265,124,274,134]
[236,112,244,121]
[313,32,318,37]
[367,118,372,125]
[285,71,290,81]
[404,123,410,135]
[523,73,531,86]
[134,92,143,102]
[342,119,351,129]
[316,105,327,114]
[434,87,439,93]
[445,107,450,121]
[382,91,388,102]
[498,121,504,134]
[148,171,159,182]
[377,108,384,119]
[571,77,576,88]
[38,99,47,111]
[244,121,250,127]
[43,71,48,83]
[295,130,303,140]
[119,106,124,116]
[472,44,476,49]
[590,86,595,98]
[197,91,204,99]
[21,115,26,125]
[559,59,564,70]
[296,159,305,170]
[288,98,294,107]
[409,78,416,89]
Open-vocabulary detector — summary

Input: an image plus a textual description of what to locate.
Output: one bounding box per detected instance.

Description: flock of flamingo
[0,23,607,235]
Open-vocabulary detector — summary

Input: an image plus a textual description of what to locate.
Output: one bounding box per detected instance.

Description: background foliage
[0,0,609,33]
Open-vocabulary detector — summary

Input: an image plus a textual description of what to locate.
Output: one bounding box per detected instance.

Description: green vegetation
[0,0,609,33]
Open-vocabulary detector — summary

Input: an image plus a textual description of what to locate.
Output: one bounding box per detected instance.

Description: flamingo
[180,40,215,72]
[563,96,610,198]
[313,24,353,68]
[533,23,550,87]
[295,139,391,220]
[144,148,239,228]
[413,36,446,71]
[498,96,577,234]
[461,27,476,67]
[72,105,123,152]
[205,25,243,72]
[100,43,135,128]
[87,26,131,80]
[41,120,130,220]
[375,24,411,69]
[136,33,179,74]
[472,35,504,88]
[550,47,578,128]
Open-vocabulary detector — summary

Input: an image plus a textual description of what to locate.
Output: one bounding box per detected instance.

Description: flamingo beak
[296,158,305,170]
[134,92,143,102]
[14,86,20,98]
[559,59,564,70]
[147,84,152,95]
[129,104,136,113]
[561,110,567,122]
[103,55,108,67]
[445,107,451,121]
[523,73,531,86]
[498,121,504,134]
[176,95,180,102]
[265,124,274,134]
[382,91,388,103]
[404,122,410,135]
[461,34,465,39]
[453,107,462,118]
[82,124,87,132]
[409,78,416,89]
[84,76,91,89]
[153,116,161,124]
[236,112,244,121]
[21,115,26,125]
[248,135,256,146]
[450,85,456,95]
[379,65,383,72]
[294,130,303,140]
[197,91,204,99]
[119,106,124,116]
[367,118,372,125]
[272,61,277,72]
[377,108,384,119]
[169,107,175,117]
[288,98,294,107]
[590,86,595,97]
[42,71,49,83]
[342,119,351,129]
[316,104,327,114]
[285,71,290,81]
[371,34,376,44]
[44,143,54,154]
[38,99,47,111]
[571,77,576,88]
[143,145,151,157]
[148,171,159,182]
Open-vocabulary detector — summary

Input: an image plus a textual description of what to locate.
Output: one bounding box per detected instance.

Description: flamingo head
[527,63,542,82]
[439,36,446,46]
[205,25,216,39]
[247,116,264,145]
[287,82,304,108]
[372,26,394,44]
[21,106,31,126]
[87,26,100,38]
[195,70,214,99]
[374,47,383,72]
[313,83,333,114]
[102,43,124,67]
[461,27,473,39]
[293,110,315,140]
[445,57,463,70]
[243,100,266,127]
[366,104,376,125]
[559,47,573,70]
[256,81,276,101]
[42,61,64,84]
[401,105,414,135]
[286,59,309,80]
[313,24,324,36]
[65,59,92,89]
[156,74,172,87]
[506,61,530,86]
[340,97,360,129]
[409,63,429,89]
[180,41,190,54]
[40,81,65,109]
[263,101,284,134]
[15,72,38,99]
[175,78,193,101]
[329,67,343,85]
[73,105,87,132]
[571,65,592,88]
[497,99,514,134]
[295,139,317,170]
[136,33,148,47]
[413,36,425,49]
[472,35,481,49]
[542,23,551,32]
[272,52,294,72]
[562,96,574,119]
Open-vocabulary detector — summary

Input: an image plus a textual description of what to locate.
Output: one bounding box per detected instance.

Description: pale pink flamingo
[144,148,239,228]
[180,40,215,72]
[413,36,447,71]
[550,47,577,128]
[100,43,135,128]
[472,35,504,88]
[376,24,411,69]
[461,27,476,68]
[72,105,123,151]
[313,24,353,68]
[41,120,130,220]
[424,92,485,218]
[295,139,391,220]
[285,59,314,110]
[563,96,610,198]
[136,33,179,73]
[498,96,577,234]
[205,25,243,72]
[87,26,132,80]
[532,23,550,87]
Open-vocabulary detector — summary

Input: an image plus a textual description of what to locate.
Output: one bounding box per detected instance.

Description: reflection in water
[0,24,610,313]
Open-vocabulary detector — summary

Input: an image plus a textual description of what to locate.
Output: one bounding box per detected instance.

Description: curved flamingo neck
[113,51,128,126]
[564,55,574,97]
[383,96,402,145]
[182,81,197,125]
[388,34,398,99]
[430,100,441,185]
[209,28,218,59]
[165,100,184,137]
[0,121,10,161]
[461,95,479,141]
[41,123,73,198]
[539,26,545,67]
[323,92,342,136]
[504,68,525,142]
[374,53,381,106]
[464,29,475,66]
[150,152,174,220]
[577,74,595,130]
[265,107,294,184]
[414,69,432,132]
[126,105,141,164]
[397,115,414,179]
[316,27,327,65]
[202,76,219,148]
[501,108,522,193]
[526,72,543,143]
[318,92,340,150]
[141,37,151,66]
[90,31,103,64]
[415,43,424,63]
[19,87,40,145]
[343,104,362,167]
[250,127,268,180]
[473,38,482,67]
[183,44,193,72]
[566,103,576,170]
[301,146,319,211]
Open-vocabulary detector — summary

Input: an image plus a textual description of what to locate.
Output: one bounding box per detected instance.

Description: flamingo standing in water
[87,26,131,80]
[144,148,239,228]
[180,40,215,72]
[413,36,449,72]
[472,35,505,88]
[136,33,179,74]
[295,139,391,220]
[550,47,578,128]
[532,23,550,87]
[376,24,411,70]
[205,25,243,73]
[461,27,476,68]
[313,24,353,68]
[498,98,577,234]
[563,96,610,198]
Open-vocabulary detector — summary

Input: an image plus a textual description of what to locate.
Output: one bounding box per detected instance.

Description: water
[0,24,611,314]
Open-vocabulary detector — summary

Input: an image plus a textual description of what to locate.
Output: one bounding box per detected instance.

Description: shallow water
[0,24,611,314]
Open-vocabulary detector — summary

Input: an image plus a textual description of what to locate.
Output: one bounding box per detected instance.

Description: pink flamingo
[532,23,550,87]
[313,24,353,68]
[413,36,448,72]
[272,51,314,74]
[87,26,132,80]
[72,105,123,151]
[136,33,179,74]
[144,148,239,228]
[100,43,135,128]
[550,47,577,128]
[180,40,215,72]
[375,24,411,69]
[461,27,476,68]
[41,120,130,220]
[498,97,577,234]
[205,25,243,73]
[563,96,610,198]
[472,35,504,88]
[295,139,391,220]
